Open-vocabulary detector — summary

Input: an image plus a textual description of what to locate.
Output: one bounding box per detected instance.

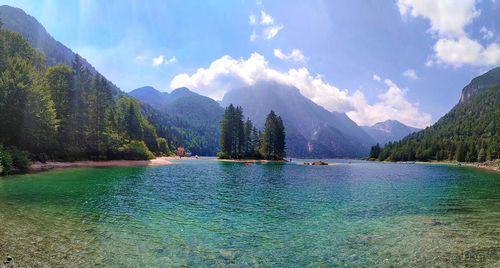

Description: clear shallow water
[0,160,499,267]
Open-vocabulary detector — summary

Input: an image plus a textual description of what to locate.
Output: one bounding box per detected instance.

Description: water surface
[0,160,499,267]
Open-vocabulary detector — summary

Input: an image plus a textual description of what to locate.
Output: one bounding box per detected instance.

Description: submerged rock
[304,161,328,165]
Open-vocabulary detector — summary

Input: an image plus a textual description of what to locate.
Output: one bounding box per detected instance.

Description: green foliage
[372,86,499,163]
[218,105,284,159]
[118,141,155,160]
[369,144,381,159]
[0,145,13,175]
[6,146,31,170]
[0,145,30,174]
[0,29,173,174]
[219,104,245,158]
[259,110,286,160]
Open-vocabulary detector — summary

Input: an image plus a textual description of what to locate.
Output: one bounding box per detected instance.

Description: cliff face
[459,67,500,104]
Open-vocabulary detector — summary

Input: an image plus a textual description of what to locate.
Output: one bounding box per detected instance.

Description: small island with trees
[218,104,286,161]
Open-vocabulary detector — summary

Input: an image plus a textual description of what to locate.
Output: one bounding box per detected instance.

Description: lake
[0,159,499,267]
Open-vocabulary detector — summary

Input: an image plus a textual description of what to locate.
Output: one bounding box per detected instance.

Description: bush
[118,140,155,160]
[7,147,31,170]
[0,146,14,175]
[217,151,230,159]
[0,146,31,175]
[156,137,170,155]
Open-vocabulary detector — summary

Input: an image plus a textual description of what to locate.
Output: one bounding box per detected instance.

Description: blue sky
[1,0,499,128]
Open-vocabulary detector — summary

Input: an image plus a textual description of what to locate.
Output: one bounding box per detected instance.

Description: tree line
[368,85,499,163]
[219,105,286,160]
[0,27,173,174]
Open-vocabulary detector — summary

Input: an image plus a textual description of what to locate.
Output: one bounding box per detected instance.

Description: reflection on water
[0,160,499,266]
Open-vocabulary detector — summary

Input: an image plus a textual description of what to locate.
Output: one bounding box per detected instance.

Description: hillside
[371,68,500,162]
[362,120,420,146]
[460,67,500,104]
[130,87,224,155]
[221,81,375,157]
[0,5,122,96]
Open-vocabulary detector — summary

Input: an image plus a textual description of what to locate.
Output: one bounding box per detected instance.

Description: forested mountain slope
[130,86,224,155]
[0,17,172,175]
[0,5,122,96]
[370,69,500,162]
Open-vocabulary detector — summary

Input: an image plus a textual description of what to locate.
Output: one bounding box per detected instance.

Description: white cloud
[263,24,284,39]
[260,11,274,25]
[249,9,283,41]
[480,26,494,40]
[397,0,500,67]
[170,53,431,128]
[397,0,479,38]
[249,14,256,25]
[152,55,164,66]
[250,31,258,42]
[402,69,418,79]
[372,74,381,81]
[347,79,432,128]
[429,37,500,67]
[273,48,306,62]
[152,55,176,66]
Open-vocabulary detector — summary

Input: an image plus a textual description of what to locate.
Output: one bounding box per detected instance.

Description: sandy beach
[29,157,174,172]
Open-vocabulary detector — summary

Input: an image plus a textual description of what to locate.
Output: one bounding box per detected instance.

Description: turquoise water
[0,159,499,267]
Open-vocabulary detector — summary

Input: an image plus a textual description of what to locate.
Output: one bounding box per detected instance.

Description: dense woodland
[369,85,500,162]
[0,26,173,174]
[219,105,286,160]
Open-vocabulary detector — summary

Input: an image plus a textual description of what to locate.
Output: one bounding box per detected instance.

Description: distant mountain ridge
[222,81,376,157]
[362,120,420,146]
[129,86,224,155]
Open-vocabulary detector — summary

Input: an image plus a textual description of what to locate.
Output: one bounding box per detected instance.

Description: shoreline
[28,157,174,172]
[412,160,500,173]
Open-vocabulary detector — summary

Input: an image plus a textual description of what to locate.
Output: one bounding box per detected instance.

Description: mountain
[221,81,376,158]
[362,120,420,146]
[460,67,500,103]
[129,86,224,155]
[129,86,169,110]
[0,5,121,96]
[373,67,500,162]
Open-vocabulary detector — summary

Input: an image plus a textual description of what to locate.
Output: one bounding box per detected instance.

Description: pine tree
[259,110,286,160]
[369,144,381,159]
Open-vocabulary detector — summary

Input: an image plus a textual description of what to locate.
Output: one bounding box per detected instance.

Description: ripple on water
[0,161,499,266]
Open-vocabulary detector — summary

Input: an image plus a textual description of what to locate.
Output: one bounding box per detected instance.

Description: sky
[0,0,499,128]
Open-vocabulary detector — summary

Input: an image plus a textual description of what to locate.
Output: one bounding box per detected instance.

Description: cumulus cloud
[170,53,431,128]
[402,69,418,79]
[428,37,500,67]
[249,9,283,41]
[347,79,431,128]
[398,0,479,38]
[372,74,381,81]
[273,48,306,62]
[152,55,176,66]
[397,0,500,67]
